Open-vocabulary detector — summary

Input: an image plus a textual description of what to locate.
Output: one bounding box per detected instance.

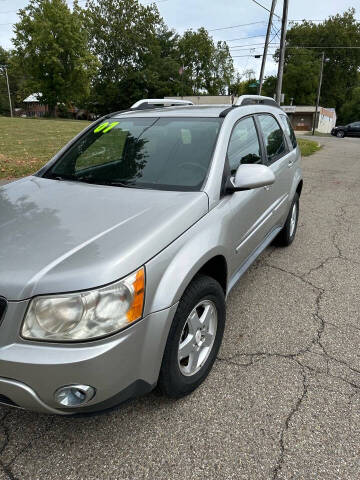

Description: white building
[281,106,337,134]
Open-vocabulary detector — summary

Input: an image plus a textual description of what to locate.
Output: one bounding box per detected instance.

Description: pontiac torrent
[0,96,302,414]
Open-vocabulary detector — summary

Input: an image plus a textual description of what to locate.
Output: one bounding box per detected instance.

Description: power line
[230,41,280,49]
[210,17,360,32]
[229,45,278,52]
[223,34,267,42]
[143,0,169,4]
[230,44,360,51]
[288,45,360,49]
[208,21,267,32]
[232,50,330,59]
[232,54,256,58]
[229,33,279,50]
[250,0,281,20]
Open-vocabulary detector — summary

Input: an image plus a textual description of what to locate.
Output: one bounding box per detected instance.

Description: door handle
[264,185,271,191]
[288,160,295,168]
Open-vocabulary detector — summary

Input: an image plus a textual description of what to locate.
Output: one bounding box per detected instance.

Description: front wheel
[336,130,345,138]
[158,275,225,398]
[273,193,299,247]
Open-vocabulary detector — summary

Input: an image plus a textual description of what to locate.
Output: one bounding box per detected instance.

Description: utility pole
[312,51,325,136]
[3,66,13,118]
[275,0,289,105]
[258,0,277,95]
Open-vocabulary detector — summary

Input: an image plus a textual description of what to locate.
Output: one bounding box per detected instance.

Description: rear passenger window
[258,114,287,164]
[280,114,297,149]
[227,117,262,174]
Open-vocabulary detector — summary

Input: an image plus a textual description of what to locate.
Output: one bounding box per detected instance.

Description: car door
[256,113,295,229]
[225,115,276,274]
[349,122,360,137]
[346,123,355,136]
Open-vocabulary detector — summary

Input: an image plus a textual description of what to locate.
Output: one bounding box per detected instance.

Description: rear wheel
[158,275,225,398]
[274,193,299,247]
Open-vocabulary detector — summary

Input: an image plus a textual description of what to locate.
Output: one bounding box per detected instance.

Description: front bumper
[0,300,178,415]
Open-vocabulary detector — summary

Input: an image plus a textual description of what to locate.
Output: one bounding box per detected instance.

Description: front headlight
[21,267,145,341]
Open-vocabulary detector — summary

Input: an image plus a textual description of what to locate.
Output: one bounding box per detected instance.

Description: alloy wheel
[178,300,218,376]
[289,202,298,238]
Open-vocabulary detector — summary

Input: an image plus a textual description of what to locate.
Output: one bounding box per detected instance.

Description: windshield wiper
[103,181,138,188]
[51,175,76,182]
[48,173,139,188]
[76,177,138,188]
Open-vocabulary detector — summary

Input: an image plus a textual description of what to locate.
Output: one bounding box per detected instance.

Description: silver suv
[0,96,302,414]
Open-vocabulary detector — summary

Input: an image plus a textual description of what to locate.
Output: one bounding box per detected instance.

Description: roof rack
[235,95,279,108]
[219,95,280,117]
[219,105,238,118]
[130,99,194,110]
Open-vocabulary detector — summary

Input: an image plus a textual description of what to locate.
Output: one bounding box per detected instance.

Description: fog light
[54,385,95,407]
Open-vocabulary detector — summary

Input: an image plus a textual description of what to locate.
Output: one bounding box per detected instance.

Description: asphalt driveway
[0,135,359,479]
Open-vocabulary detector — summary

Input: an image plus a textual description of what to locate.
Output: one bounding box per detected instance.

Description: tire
[273,193,299,247]
[336,130,345,138]
[158,275,226,398]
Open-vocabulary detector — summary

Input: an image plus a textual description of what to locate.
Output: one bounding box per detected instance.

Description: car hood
[0,177,208,301]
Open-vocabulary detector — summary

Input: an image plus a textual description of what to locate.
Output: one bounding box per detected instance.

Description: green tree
[84,0,163,111]
[212,41,235,95]
[229,70,258,97]
[284,9,360,109]
[13,0,98,116]
[178,28,214,95]
[178,28,234,95]
[0,47,12,116]
[0,47,32,116]
[339,85,360,124]
[262,75,277,98]
[136,25,182,99]
[282,50,320,104]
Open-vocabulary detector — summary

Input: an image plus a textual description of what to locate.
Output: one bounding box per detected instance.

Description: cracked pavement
[0,135,359,479]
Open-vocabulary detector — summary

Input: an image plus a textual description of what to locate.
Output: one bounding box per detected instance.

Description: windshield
[43,117,222,191]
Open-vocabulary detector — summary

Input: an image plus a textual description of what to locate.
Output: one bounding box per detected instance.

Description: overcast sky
[1,0,359,78]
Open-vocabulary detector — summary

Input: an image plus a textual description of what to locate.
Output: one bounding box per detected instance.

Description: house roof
[23,93,43,103]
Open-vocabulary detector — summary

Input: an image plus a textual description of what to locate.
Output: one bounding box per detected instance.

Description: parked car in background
[331,121,360,138]
[0,96,302,415]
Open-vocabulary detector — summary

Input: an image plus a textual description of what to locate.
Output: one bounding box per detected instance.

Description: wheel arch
[144,199,233,316]
[145,241,229,316]
[191,255,227,295]
[296,180,303,197]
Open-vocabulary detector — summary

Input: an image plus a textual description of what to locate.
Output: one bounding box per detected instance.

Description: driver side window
[227,116,262,174]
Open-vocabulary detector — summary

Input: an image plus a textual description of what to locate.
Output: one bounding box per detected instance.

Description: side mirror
[228,163,275,192]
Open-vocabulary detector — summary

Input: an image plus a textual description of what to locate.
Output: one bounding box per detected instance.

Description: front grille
[0,298,7,325]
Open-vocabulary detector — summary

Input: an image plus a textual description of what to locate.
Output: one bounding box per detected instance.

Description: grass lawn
[298,138,322,157]
[0,116,90,179]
